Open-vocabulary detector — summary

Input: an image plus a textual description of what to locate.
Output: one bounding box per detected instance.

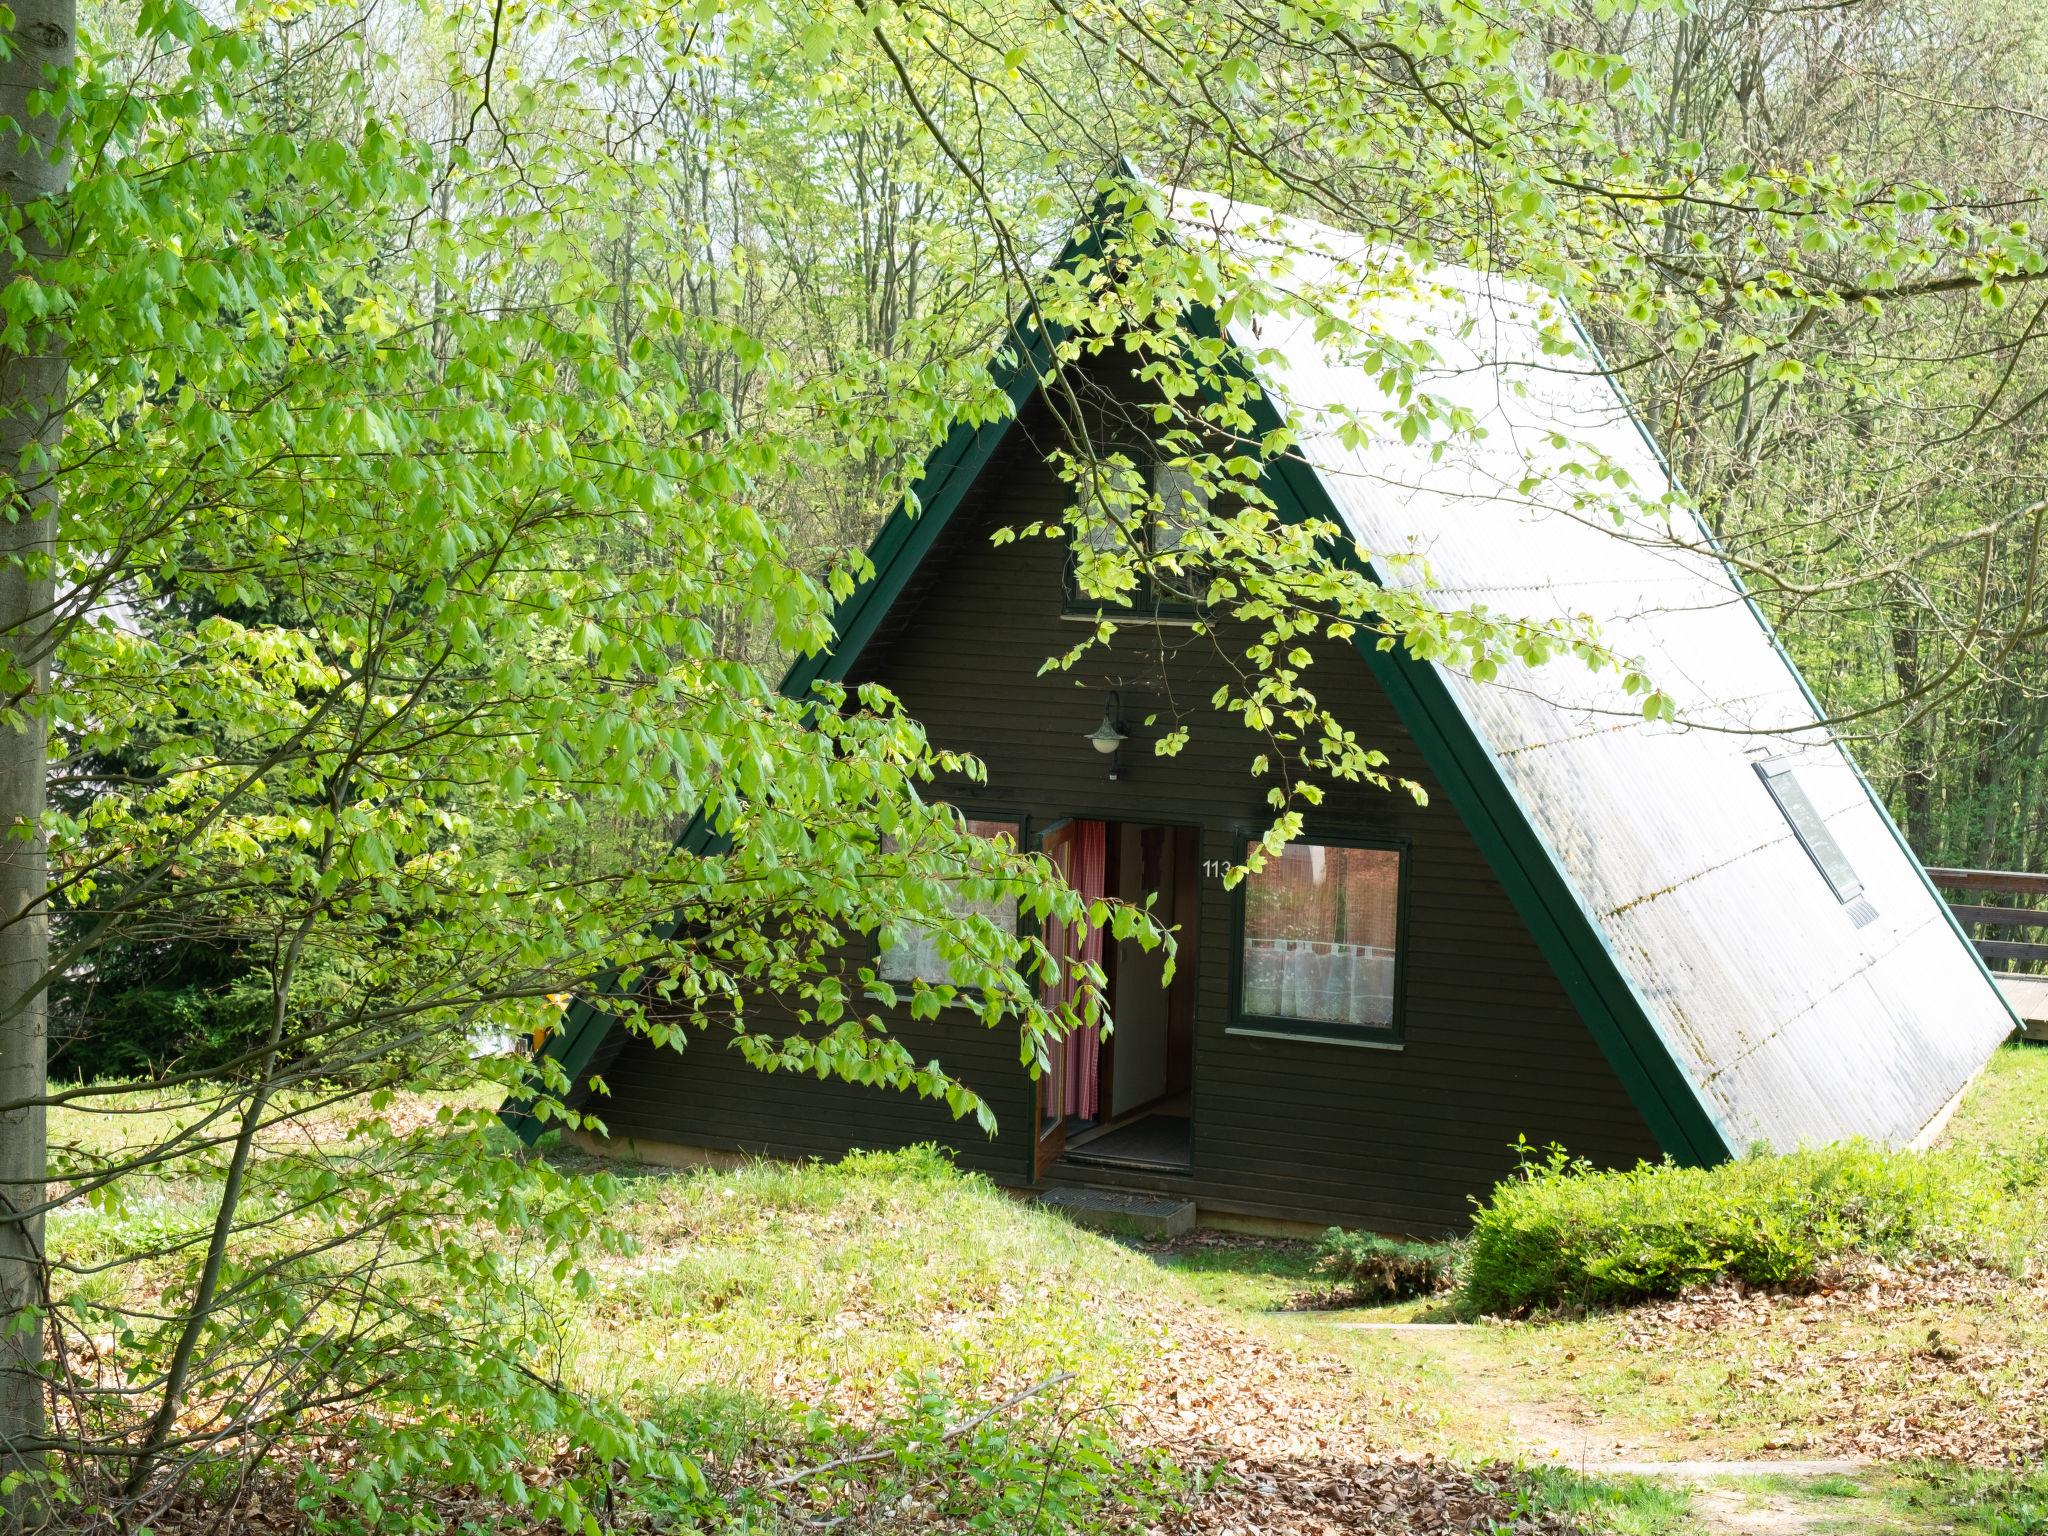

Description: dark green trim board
[780,325,1056,703]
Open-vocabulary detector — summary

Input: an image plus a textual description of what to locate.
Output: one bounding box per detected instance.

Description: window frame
[1754,759,1861,903]
[1226,831,1411,1049]
[1060,449,1205,626]
[1754,758,1878,928]
[870,808,1034,997]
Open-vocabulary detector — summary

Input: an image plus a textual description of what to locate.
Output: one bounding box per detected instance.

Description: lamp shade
[1086,694,1128,755]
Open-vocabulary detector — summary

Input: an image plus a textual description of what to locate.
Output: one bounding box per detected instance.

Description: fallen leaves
[1165,1453,1572,1536]
[1122,1297,1580,1535]
[1613,1256,2048,1466]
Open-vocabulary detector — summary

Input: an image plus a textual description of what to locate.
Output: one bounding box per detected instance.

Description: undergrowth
[1310,1228,1458,1304]
[571,1145,1196,1531]
[1507,1467,1695,1536]
[747,1373,1192,1534]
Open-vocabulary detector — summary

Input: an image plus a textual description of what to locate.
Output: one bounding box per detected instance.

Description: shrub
[1463,1138,2005,1315]
[1312,1228,1458,1303]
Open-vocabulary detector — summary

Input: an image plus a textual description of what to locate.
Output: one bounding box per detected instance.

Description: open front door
[1036,1036,1067,1177]
[1034,819,1107,1179]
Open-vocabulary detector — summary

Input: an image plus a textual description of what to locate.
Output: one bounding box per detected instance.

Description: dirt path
[1318,1327,1687,1466]
[1685,1483,1846,1536]
[1134,1251,2015,1534]
[1133,1295,1903,1536]
[1329,1321,1878,1474]
[1308,1320,1934,1536]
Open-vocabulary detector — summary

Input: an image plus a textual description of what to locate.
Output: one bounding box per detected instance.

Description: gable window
[877,816,1025,985]
[1234,840,1404,1041]
[1064,454,1210,621]
[1755,759,1877,926]
[1151,462,1210,547]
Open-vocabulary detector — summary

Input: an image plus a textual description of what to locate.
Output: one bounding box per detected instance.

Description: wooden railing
[1926,867,2048,970]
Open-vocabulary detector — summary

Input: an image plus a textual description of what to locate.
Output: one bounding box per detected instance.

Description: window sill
[1059,608,1203,628]
[1225,1024,1406,1052]
[876,989,1010,1016]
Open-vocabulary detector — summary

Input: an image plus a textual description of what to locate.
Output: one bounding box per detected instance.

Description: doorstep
[1037,1185,1197,1239]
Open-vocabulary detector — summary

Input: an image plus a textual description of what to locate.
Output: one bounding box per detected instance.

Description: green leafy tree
[7,0,1132,1519]
[1540,0,2048,868]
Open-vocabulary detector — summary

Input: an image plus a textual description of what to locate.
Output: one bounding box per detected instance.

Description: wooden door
[1035,1037,1068,1177]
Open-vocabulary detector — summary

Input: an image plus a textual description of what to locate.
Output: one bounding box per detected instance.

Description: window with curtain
[877,817,1023,986]
[1237,842,1403,1034]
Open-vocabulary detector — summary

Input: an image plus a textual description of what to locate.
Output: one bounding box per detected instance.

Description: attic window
[1756,759,1877,926]
[1063,455,1208,620]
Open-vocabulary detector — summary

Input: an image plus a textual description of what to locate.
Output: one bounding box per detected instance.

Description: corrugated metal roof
[1165,187,2013,1149]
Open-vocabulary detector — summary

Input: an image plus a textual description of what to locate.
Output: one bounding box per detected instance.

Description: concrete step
[1038,1185,1195,1239]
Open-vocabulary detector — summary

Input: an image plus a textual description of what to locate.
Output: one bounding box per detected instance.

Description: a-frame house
[522,185,2015,1233]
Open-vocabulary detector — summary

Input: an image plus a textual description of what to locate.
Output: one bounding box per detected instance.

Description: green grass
[1510,1467,1696,1536]
[42,1044,2048,1535]
[1499,1464,2048,1536]
[1717,1464,2048,1536]
[1796,1473,1872,1497]
[531,1146,1232,1531]
[559,1145,1169,1433]
[545,1048,2048,1511]
[53,1124,1205,1530]
[1137,1234,1320,1310]
[1941,1041,2048,1189]
[45,1078,506,1308]
[1145,1043,2048,1522]
[1880,1463,2048,1535]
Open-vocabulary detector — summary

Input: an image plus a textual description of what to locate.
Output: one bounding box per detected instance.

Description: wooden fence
[1926,867,2048,970]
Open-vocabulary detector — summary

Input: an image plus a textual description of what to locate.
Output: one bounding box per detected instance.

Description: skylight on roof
[1756,759,1876,926]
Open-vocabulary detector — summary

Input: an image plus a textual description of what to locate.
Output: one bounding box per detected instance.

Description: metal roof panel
[1166,187,2011,1147]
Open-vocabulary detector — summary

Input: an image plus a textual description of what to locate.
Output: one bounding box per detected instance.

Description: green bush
[1464,1139,2005,1316]
[1312,1228,1458,1303]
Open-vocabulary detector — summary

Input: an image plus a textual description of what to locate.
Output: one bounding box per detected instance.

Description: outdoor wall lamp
[1086,691,1129,779]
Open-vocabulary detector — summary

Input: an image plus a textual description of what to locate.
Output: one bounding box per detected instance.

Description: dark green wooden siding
[591,405,1662,1232]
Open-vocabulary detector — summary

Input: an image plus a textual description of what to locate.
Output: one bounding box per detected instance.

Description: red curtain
[1042,819,1109,1121]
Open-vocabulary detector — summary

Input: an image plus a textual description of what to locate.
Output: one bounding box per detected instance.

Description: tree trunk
[1886,599,1936,859]
[0,0,73,1513]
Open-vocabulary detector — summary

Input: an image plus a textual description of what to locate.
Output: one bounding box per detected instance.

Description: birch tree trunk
[0,0,72,1511]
